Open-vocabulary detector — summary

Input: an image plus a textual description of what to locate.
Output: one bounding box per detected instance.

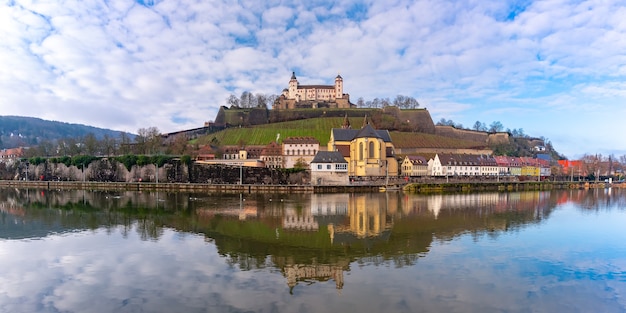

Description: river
[1,188,625,313]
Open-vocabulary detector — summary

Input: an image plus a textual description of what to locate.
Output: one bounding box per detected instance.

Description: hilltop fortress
[210,72,511,149]
[273,72,354,110]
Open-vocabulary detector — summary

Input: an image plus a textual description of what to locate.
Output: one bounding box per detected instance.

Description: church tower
[334,74,343,99]
[288,72,298,100]
[342,113,351,129]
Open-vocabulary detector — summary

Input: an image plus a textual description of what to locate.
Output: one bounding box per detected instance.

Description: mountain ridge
[0,115,133,149]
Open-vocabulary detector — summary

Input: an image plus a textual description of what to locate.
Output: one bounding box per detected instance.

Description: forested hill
[0,116,132,149]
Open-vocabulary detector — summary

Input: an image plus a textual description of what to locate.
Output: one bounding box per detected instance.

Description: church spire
[342,113,351,129]
[362,114,369,128]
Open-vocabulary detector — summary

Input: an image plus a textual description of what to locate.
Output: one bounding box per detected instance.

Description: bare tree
[83,133,98,155]
[489,121,504,132]
[119,132,132,155]
[226,94,240,108]
[473,121,487,131]
[240,91,255,108]
[255,93,268,108]
[357,97,365,108]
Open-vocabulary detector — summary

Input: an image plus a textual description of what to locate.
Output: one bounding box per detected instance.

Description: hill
[0,116,132,149]
[196,117,485,150]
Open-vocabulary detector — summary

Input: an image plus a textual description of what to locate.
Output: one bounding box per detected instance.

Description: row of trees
[22,127,195,158]
[355,95,420,109]
[437,118,527,137]
[226,92,279,109]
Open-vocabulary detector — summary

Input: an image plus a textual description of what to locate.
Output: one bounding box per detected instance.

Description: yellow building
[327,118,398,177]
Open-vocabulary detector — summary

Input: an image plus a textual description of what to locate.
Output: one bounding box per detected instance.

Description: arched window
[369,141,375,158]
[359,142,364,161]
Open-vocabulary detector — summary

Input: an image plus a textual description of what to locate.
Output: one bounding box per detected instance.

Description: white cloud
[0,0,625,156]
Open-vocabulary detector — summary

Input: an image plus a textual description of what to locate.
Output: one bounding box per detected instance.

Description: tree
[356,97,365,108]
[119,132,132,155]
[472,121,487,131]
[83,133,98,155]
[381,97,391,108]
[294,157,308,170]
[240,91,255,108]
[101,134,116,156]
[226,94,240,108]
[136,127,161,154]
[437,118,458,127]
[392,95,420,109]
[255,93,268,108]
[168,134,189,155]
[489,121,504,132]
[371,98,381,108]
[146,127,162,155]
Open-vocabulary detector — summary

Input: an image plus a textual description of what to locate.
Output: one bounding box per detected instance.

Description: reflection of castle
[283,262,347,292]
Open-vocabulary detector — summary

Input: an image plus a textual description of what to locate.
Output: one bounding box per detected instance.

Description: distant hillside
[0,116,133,149]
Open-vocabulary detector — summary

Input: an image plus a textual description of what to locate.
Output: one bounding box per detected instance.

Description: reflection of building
[284,263,346,291]
[327,194,392,241]
[283,215,318,230]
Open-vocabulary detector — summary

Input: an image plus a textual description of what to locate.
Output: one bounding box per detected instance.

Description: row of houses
[401,154,551,178]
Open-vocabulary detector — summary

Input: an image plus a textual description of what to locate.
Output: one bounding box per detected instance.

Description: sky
[1,0,625,159]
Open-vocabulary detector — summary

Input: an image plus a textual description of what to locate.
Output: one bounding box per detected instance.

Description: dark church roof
[355,124,381,139]
[331,128,392,143]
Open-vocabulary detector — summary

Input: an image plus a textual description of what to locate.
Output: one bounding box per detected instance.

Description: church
[327,116,399,177]
[273,72,353,109]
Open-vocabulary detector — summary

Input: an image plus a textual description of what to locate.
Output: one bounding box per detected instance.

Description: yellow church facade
[327,120,398,177]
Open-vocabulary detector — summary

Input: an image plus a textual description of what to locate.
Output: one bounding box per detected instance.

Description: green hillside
[197,117,352,146]
[196,117,485,149]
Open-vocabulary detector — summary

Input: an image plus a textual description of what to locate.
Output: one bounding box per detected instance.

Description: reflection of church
[329,194,392,242]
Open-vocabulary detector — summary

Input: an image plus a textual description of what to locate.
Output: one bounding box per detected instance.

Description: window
[369,141,375,158]
[317,164,322,170]
[327,164,331,170]
[336,163,347,171]
[359,142,364,161]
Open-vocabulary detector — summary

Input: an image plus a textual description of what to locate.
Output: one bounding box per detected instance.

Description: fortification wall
[435,126,489,143]
[396,147,494,155]
[488,132,510,145]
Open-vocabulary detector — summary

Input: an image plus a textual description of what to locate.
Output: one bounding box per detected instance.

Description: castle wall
[435,125,489,143]
[396,147,494,155]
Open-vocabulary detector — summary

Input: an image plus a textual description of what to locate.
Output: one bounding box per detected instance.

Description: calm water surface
[1,188,625,313]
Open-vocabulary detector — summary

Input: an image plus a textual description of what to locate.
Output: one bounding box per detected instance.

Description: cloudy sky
[1,0,625,158]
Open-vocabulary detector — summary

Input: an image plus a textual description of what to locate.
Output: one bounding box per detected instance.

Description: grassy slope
[196,117,484,149]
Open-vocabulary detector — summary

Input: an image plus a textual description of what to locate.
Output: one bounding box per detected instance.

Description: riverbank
[0,180,621,194]
[403,181,623,193]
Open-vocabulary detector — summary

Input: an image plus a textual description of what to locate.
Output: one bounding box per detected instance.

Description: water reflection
[1,188,625,313]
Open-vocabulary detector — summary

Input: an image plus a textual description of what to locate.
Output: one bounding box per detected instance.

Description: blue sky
[1,0,625,158]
